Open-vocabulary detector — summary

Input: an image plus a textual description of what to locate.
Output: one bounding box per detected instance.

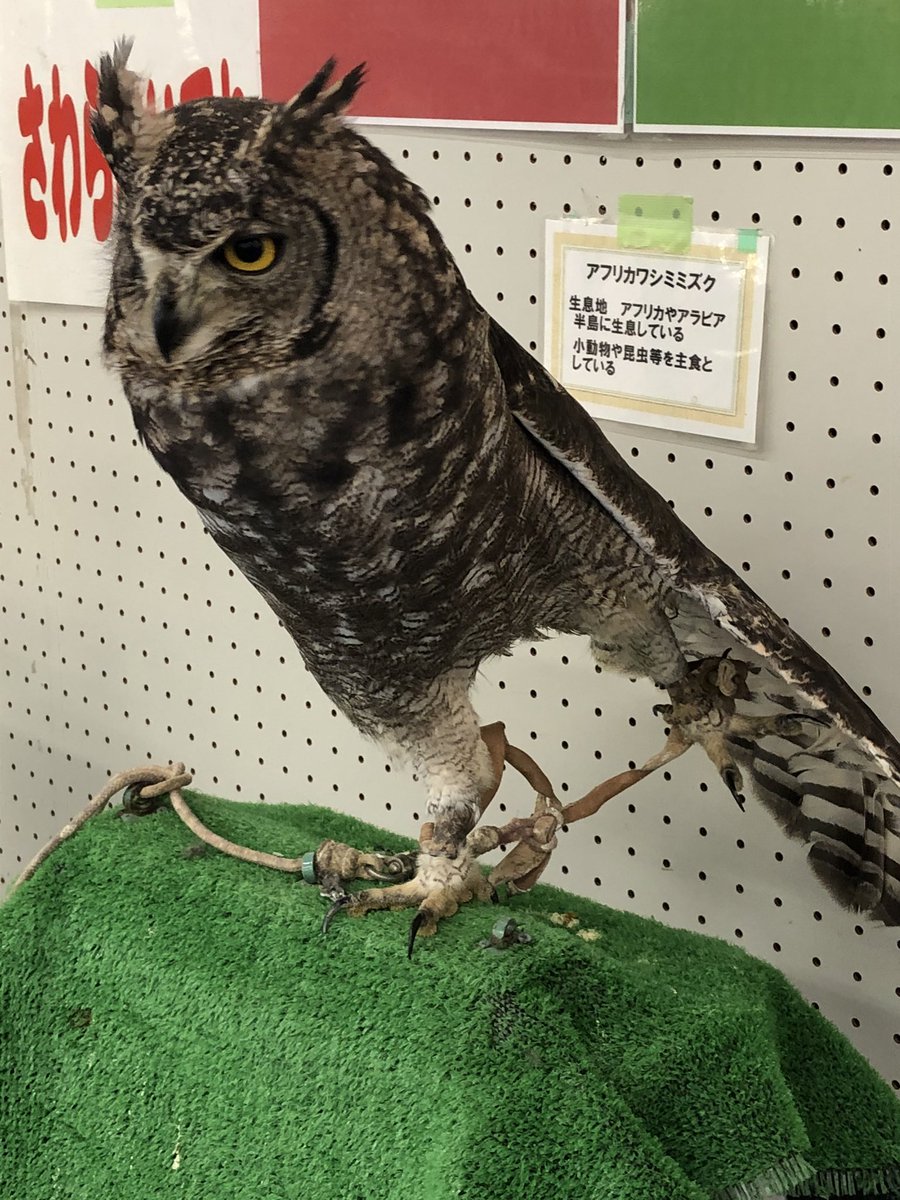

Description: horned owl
[91,42,899,945]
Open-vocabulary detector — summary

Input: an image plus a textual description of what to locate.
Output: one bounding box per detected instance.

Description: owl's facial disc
[148,230,285,360]
[137,224,290,364]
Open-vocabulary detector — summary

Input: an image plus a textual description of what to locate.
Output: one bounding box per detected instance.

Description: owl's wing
[488,318,900,923]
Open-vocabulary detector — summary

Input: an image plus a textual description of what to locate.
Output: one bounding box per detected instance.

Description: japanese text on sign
[558,245,744,415]
[585,262,717,291]
[544,223,769,443]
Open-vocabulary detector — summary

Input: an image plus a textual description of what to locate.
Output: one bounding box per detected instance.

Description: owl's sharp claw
[322,894,353,935]
[317,842,491,947]
[721,767,746,810]
[407,912,427,959]
[721,765,743,798]
[650,656,768,807]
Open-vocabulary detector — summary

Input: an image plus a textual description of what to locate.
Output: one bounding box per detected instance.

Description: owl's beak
[153,288,192,361]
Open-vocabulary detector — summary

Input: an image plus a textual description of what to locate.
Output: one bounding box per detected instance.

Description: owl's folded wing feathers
[488,318,900,923]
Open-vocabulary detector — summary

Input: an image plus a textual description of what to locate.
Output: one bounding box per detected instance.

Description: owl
[91,42,899,948]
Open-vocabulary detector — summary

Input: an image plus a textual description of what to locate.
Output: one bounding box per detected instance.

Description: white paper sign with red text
[0,0,261,307]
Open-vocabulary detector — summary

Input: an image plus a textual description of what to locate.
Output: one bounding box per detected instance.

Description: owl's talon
[316,841,491,946]
[646,655,787,807]
[720,767,747,811]
[721,766,743,798]
[407,912,427,958]
[322,894,353,935]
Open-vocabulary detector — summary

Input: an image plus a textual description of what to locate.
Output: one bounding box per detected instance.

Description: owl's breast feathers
[120,315,623,700]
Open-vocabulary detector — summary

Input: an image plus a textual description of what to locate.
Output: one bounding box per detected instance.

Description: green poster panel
[634,0,900,136]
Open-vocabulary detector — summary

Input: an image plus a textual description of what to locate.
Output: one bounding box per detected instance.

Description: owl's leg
[322,681,503,954]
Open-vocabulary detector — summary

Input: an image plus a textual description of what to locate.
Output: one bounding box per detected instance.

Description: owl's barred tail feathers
[722,681,900,925]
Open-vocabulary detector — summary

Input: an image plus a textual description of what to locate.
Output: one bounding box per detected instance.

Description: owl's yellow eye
[221,234,281,274]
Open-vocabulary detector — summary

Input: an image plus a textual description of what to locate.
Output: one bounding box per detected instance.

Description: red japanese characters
[17,59,242,244]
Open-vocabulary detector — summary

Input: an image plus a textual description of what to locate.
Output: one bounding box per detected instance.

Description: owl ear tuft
[288,58,339,111]
[90,39,170,187]
[277,60,367,141]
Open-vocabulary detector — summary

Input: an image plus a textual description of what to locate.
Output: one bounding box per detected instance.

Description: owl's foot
[649,654,803,807]
[318,793,565,954]
[321,840,494,957]
[317,725,654,952]
[311,839,418,900]
[316,722,659,953]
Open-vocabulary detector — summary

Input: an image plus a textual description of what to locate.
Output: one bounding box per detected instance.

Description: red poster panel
[259,0,624,131]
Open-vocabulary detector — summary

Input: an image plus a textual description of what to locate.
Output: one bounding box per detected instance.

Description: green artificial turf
[2,793,899,1199]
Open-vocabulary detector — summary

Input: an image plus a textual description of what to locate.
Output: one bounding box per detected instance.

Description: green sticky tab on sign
[96,0,174,8]
[617,195,693,253]
[737,227,760,253]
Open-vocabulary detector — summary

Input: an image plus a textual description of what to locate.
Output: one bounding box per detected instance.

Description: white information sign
[544,222,769,443]
[0,0,261,308]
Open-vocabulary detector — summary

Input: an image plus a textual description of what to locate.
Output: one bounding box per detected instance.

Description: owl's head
[92,41,462,392]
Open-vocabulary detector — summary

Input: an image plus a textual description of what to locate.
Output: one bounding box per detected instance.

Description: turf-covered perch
[2,793,899,1199]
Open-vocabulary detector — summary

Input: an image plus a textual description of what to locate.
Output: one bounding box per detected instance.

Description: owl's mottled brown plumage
[92,42,899,928]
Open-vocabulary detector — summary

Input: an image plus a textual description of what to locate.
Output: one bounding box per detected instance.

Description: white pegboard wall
[0,129,897,1089]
